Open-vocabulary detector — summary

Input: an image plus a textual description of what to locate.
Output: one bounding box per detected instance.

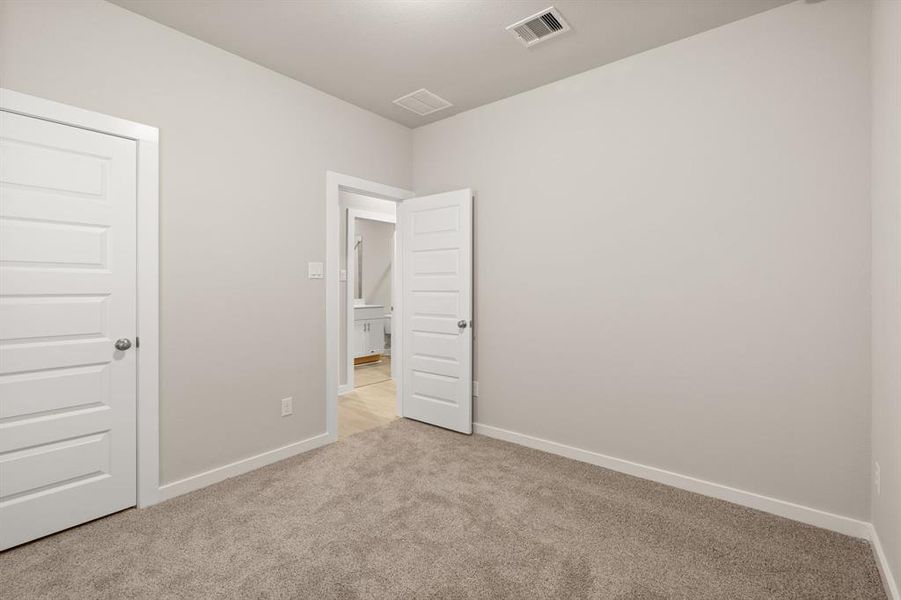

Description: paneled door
[399,189,472,434]
[0,110,138,550]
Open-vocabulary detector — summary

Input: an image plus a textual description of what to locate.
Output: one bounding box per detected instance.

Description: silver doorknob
[115,338,132,351]
[457,320,468,329]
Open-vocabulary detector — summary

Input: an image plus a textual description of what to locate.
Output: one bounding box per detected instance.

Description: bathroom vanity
[353,304,387,364]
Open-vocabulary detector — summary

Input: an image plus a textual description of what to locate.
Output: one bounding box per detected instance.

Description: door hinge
[136,336,140,349]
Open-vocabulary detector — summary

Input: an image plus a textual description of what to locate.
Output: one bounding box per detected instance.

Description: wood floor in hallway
[339,359,397,440]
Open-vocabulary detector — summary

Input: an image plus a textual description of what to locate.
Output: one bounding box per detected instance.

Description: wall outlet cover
[308,262,324,279]
[281,397,293,417]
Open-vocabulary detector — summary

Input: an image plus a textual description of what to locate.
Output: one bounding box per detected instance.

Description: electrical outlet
[875,462,881,496]
[472,381,479,398]
[281,397,293,417]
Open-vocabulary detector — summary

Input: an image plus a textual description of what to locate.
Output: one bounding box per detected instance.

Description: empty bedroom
[0,0,898,598]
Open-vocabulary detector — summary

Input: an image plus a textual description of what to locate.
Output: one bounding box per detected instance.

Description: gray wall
[870,0,901,589]
[0,0,412,484]
[413,0,872,519]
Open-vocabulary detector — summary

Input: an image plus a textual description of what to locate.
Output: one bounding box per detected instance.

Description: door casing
[0,88,161,508]
[326,172,412,440]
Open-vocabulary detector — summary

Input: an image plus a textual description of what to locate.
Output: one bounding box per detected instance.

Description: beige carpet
[1,419,886,600]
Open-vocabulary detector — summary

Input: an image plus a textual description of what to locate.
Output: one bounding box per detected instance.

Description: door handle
[115,338,132,351]
[457,320,468,329]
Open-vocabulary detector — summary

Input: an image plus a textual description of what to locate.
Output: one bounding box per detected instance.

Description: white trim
[473,422,871,539]
[392,203,405,418]
[0,88,161,508]
[157,433,331,502]
[348,209,397,223]
[326,171,412,442]
[0,88,158,142]
[869,524,901,600]
[346,208,396,391]
[135,137,160,508]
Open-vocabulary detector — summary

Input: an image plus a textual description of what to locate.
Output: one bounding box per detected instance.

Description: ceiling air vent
[393,88,453,116]
[507,7,570,47]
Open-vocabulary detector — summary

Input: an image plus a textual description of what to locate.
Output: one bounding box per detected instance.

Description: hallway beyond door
[338,359,397,440]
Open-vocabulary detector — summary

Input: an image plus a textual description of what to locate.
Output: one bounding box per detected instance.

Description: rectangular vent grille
[393,88,453,116]
[507,7,571,47]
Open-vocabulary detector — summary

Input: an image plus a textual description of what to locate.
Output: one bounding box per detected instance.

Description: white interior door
[399,189,472,434]
[0,111,138,550]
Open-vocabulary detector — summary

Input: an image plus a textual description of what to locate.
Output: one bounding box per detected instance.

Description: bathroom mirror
[354,234,363,301]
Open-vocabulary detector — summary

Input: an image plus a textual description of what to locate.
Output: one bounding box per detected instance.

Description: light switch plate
[308,262,324,279]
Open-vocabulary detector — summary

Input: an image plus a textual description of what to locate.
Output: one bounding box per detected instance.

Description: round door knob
[115,338,132,351]
[458,320,468,329]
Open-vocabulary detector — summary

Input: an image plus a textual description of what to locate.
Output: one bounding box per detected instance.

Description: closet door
[0,111,138,550]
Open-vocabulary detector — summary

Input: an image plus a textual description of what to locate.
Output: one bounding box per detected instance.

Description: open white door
[399,189,472,434]
[0,111,138,549]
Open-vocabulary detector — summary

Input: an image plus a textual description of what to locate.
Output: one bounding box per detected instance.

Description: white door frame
[345,208,397,393]
[1,88,161,508]
[326,171,412,441]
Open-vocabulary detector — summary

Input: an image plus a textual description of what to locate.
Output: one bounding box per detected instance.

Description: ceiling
[111,0,794,128]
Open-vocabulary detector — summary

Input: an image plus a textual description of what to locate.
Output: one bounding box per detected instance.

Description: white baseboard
[157,432,331,502]
[338,383,353,395]
[869,525,901,600]
[473,422,871,539]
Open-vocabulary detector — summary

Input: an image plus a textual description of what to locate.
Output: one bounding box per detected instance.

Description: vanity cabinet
[353,305,385,359]
[353,319,384,358]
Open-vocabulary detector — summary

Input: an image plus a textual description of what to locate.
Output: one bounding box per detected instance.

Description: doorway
[326,172,411,442]
[340,206,397,439]
[325,172,475,442]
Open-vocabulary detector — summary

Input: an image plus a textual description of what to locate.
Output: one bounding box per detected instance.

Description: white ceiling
[111,0,794,128]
